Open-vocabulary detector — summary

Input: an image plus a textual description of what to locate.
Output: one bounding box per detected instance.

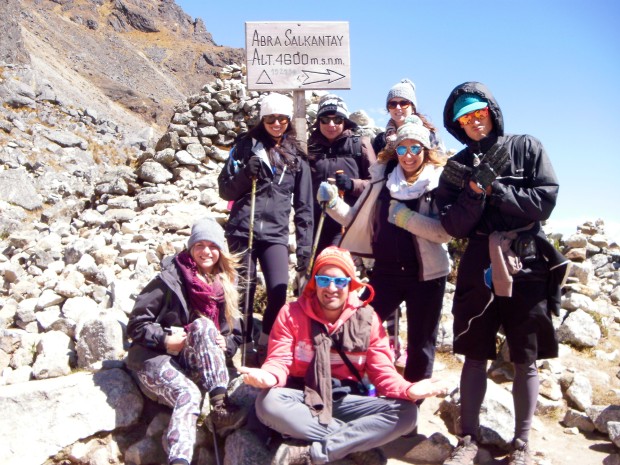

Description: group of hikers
[125,79,570,465]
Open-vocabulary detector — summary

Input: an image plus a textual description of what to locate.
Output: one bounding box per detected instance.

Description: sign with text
[245,21,350,91]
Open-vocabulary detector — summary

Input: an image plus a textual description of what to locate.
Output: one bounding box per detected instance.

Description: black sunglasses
[387,100,412,110]
[319,116,345,125]
[263,114,290,125]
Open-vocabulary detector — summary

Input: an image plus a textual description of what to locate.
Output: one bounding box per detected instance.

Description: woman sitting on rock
[126,217,244,465]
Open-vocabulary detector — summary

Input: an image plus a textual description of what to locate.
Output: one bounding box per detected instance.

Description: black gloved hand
[485,144,511,174]
[440,159,473,189]
[335,172,354,193]
[472,145,510,189]
[295,256,310,275]
[244,156,263,178]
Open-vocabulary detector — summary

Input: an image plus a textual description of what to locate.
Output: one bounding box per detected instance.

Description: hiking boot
[205,400,246,436]
[349,447,388,465]
[271,440,313,465]
[443,435,478,465]
[507,439,532,465]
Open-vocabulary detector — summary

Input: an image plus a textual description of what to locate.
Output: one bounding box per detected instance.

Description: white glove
[317,182,339,208]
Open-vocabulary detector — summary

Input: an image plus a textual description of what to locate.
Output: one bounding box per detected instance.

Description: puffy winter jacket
[436,81,559,237]
[218,135,314,265]
[326,161,451,281]
[126,254,242,362]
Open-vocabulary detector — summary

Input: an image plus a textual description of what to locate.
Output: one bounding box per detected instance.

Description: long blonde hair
[208,248,242,328]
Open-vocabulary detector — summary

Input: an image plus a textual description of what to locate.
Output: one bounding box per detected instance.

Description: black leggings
[365,264,446,383]
[228,237,290,338]
[460,358,539,443]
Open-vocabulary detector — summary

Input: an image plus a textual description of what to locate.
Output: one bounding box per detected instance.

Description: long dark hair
[242,118,306,171]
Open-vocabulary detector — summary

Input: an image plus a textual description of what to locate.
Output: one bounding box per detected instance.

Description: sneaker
[271,440,313,465]
[443,435,478,465]
[348,447,387,465]
[205,401,246,436]
[507,439,532,465]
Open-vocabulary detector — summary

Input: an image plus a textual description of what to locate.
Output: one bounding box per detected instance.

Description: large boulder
[0,368,143,465]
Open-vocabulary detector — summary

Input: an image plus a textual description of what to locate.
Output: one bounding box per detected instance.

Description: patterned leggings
[135,317,229,464]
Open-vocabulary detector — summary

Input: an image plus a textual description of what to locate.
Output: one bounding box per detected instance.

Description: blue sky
[178,0,620,240]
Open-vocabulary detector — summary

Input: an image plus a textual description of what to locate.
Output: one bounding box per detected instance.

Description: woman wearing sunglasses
[372,78,444,155]
[316,115,451,388]
[370,80,447,348]
[218,92,313,364]
[306,93,376,256]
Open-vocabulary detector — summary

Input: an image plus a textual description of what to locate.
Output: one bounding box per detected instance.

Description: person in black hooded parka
[436,82,570,465]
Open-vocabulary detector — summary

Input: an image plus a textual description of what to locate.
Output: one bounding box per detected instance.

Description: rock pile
[1,62,620,465]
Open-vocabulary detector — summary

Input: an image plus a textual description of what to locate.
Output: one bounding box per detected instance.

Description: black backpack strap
[350,135,362,157]
[330,336,364,385]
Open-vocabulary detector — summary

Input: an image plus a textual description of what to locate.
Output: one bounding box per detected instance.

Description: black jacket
[307,129,374,203]
[307,129,375,248]
[126,255,242,362]
[436,81,560,237]
[218,135,314,265]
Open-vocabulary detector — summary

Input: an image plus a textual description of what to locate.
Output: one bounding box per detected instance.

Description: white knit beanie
[259,93,293,119]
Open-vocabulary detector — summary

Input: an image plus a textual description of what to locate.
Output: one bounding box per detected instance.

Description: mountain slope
[16,0,244,132]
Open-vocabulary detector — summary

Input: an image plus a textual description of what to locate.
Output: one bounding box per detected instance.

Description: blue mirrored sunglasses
[395,145,423,157]
[314,275,351,289]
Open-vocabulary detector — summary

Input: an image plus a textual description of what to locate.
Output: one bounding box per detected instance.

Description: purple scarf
[175,250,224,329]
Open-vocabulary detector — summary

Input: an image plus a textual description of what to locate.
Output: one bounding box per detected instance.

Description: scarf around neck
[175,250,224,328]
[386,163,441,201]
[303,297,373,425]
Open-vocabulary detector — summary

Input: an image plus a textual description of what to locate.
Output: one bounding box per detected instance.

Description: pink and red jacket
[262,292,415,400]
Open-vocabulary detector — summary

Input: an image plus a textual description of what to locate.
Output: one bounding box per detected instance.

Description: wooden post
[293,90,307,152]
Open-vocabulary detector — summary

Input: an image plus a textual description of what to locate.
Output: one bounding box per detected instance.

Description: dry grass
[436,351,464,372]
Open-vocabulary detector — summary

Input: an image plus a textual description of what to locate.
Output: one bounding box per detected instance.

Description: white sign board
[245,21,350,91]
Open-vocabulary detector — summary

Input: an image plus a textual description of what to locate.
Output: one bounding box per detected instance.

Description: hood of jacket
[443,81,504,150]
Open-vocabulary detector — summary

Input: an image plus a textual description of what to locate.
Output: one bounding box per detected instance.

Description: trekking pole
[306,178,336,280]
[306,202,326,280]
[241,177,258,367]
[393,308,401,362]
[211,427,222,465]
[335,170,346,235]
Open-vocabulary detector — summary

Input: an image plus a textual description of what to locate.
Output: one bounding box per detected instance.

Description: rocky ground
[2,44,619,465]
[384,351,616,465]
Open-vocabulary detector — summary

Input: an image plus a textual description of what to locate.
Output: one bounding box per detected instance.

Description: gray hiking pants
[256,387,418,464]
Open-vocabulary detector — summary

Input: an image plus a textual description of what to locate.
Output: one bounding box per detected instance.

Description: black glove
[472,145,510,189]
[244,156,263,178]
[441,159,473,189]
[335,172,354,193]
[295,256,310,275]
